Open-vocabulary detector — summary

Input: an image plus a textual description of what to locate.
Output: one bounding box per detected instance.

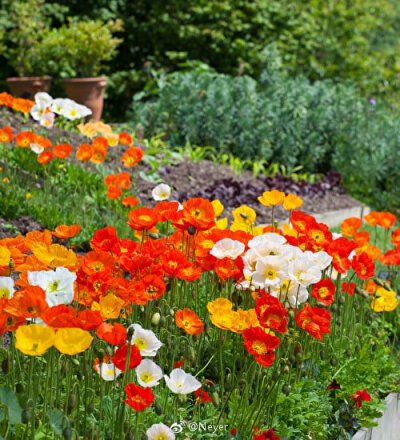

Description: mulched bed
[1,106,364,230]
[0,216,44,239]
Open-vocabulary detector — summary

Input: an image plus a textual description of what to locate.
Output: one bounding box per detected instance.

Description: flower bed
[1,91,400,440]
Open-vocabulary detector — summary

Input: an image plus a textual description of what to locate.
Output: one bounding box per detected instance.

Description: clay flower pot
[6,76,52,99]
[62,77,107,121]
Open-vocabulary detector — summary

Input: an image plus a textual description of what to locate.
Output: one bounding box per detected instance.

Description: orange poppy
[119,132,132,145]
[25,230,53,250]
[53,224,81,239]
[364,211,381,226]
[15,131,34,148]
[4,286,48,319]
[127,207,159,231]
[121,146,144,167]
[82,251,115,276]
[41,305,79,328]
[0,92,13,107]
[90,226,118,252]
[37,151,53,165]
[378,212,396,229]
[391,228,400,246]
[341,217,362,237]
[122,196,139,207]
[115,172,131,189]
[92,136,108,149]
[175,308,204,335]
[53,144,73,159]
[96,322,127,345]
[354,231,370,246]
[0,126,14,143]
[33,134,52,149]
[12,98,34,113]
[90,144,107,164]
[76,143,93,161]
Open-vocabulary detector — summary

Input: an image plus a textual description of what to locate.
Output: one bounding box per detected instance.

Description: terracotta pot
[62,77,107,121]
[6,76,52,99]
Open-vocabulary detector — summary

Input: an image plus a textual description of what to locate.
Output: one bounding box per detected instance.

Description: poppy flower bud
[62,427,74,440]
[283,366,290,374]
[1,359,8,374]
[72,358,80,367]
[105,346,113,357]
[339,296,345,305]
[21,408,32,424]
[188,226,196,235]
[178,394,187,404]
[16,383,24,394]
[155,402,163,415]
[149,232,159,240]
[188,347,196,362]
[330,358,337,366]
[282,384,291,395]
[169,309,175,317]
[127,327,135,340]
[151,312,161,326]
[159,316,166,326]
[68,393,78,412]
[212,392,220,407]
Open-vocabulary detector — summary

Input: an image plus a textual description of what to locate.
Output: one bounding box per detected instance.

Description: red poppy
[160,249,189,278]
[37,151,53,165]
[106,186,122,200]
[352,252,375,279]
[243,327,280,367]
[295,304,331,340]
[112,343,142,371]
[380,249,400,266]
[122,196,139,208]
[350,389,371,409]
[153,201,180,222]
[53,144,73,159]
[76,143,93,161]
[173,360,184,369]
[128,208,159,231]
[76,309,103,331]
[341,281,355,296]
[255,294,288,333]
[290,211,317,234]
[182,198,216,231]
[53,224,81,239]
[213,257,241,281]
[97,322,127,345]
[15,131,34,148]
[305,222,332,248]
[311,279,335,306]
[41,305,78,328]
[90,226,118,252]
[253,429,281,440]
[327,379,341,390]
[123,383,154,411]
[326,237,357,274]
[195,387,212,404]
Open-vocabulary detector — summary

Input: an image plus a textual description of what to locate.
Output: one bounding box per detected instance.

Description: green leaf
[0,386,22,424]
[46,408,64,435]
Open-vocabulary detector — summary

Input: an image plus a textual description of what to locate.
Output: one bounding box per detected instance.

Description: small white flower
[136,359,163,387]
[164,368,201,394]
[30,143,44,154]
[40,112,55,129]
[288,255,321,287]
[0,277,14,299]
[129,323,163,357]
[152,183,172,201]
[28,267,76,307]
[95,361,122,381]
[146,423,175,440]
[210,238,245,259]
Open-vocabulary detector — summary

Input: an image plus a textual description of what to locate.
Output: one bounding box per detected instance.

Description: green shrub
[129,49,400,212]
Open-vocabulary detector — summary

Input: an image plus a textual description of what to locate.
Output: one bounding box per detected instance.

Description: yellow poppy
[283,194,303,210]
[232,205,256,228]
[211,200,225,218]
[258,190,285,207]
[15,324,55,356]
[0,246,11,267]
[207,298,233,314]
[54,328,93,355]
[32,244,78,269]
[98,293,125,320]
[215,217,228,230]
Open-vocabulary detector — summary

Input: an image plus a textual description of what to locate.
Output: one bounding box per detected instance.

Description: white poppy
[28,267,76,307]
[30,143,44,154]
[303,251,332,271]
[35,92,53,108]
[146,423,175,440]
[30,104,46,121]
[0,277,14,299]
[129,323,163,357]
[95,361,122,381]
[252,257,288,288]
[248,233,286,249]
[210,238,245,259]
[60,99,92,120]
[152,183,172,201]
[136,359,163,387]
[288,255,321,287]
[50,98,67,115]
[164,368,201,395]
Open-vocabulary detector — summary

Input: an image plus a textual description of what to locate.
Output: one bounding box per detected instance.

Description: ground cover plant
[1,94,400,440]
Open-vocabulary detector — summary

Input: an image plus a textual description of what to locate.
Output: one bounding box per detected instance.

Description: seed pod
[149,232,159,240]
[282,384,291,395]
[331,304,338,312]
[15,383,24,394]
[62,427,74,440]
[336,320,342,326]
[151,312,161,326]
[21,408,32,424]
[188,226,196,236]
